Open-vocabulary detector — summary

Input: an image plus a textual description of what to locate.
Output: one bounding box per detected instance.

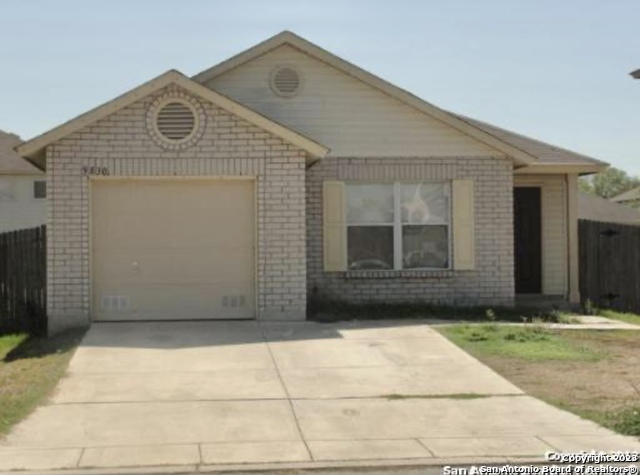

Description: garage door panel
[93,180,252,211]
[93,252,254,284]
[93,227,253,251]
[93,216,253,250]
[93,237,254,253]
[96,285,253,320]
[92,179,255,321]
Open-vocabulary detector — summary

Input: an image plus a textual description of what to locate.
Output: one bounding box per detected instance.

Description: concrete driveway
[1,320,638,473]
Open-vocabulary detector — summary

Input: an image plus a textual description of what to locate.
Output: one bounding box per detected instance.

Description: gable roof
[193,31,539,167]
[611,186,640,203]
[0,130,42,174]
[579,192,640,225]
[17,70,329,170]
[455,115,607,174]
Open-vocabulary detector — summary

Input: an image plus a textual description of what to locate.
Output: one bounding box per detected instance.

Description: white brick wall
[47,85,307,333]
[306,157,515,306]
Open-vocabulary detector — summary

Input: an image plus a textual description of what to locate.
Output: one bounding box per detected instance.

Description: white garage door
[91,179,255,321]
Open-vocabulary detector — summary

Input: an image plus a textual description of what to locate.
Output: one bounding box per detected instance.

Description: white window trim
[346,181,452,271]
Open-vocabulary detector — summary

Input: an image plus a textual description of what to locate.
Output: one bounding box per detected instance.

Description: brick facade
[306,157,515,306]
[47,85,307,333]
[47,84,516,333]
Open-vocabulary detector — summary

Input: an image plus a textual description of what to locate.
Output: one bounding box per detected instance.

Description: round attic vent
[155,101,197,141]
[271,65,302,97]
[146,92,205,150]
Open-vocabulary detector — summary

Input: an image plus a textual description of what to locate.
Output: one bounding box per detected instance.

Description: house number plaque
[82,166,110,176]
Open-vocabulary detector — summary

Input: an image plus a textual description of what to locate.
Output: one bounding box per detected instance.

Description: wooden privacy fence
[579,219,640,313]
[0,225,47,335]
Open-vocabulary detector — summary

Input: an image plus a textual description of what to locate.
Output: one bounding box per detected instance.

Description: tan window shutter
[452,179,475,270]
[323,181,347,272]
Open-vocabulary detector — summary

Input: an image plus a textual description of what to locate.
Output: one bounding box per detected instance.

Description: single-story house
[16,31,607,334]
[0,130,46,233]
[579,191,640,225]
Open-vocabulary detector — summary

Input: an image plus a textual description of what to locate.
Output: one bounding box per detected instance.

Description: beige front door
[91,179,255,321]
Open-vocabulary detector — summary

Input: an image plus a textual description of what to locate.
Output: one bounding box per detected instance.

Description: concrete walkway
[0,320,638,473]
[429,315,640,331]
[553,315,640,330]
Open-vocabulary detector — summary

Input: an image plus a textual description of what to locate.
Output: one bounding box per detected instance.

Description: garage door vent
[101,295,130,311]
[222,295,247,308]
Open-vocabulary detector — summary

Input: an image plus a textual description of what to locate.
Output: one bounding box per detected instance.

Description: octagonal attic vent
[156,101,197,141]
[271,65,302,97]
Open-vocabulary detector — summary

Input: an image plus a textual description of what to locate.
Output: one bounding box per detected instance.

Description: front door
[514,187,542,294]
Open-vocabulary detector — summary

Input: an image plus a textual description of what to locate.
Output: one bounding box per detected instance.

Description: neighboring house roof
[193,31,605,173]
[579,192,640,225]
[611,186,640,203]
[0,130,42,174]
[17,70,329,170]
[455,115,607,175]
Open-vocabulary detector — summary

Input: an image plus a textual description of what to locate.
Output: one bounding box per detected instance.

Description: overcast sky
[1,1,638,174]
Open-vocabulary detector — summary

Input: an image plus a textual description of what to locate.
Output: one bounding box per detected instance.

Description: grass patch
[438,326,640,437]
[383,393,492,400]
[308,298,574,324]
[597,309,640,326]
[382,393,526,400]
[608,406,640,436]
[0,330,84,436]
[439,324,604,361]
[550,399,640,437]
[0,334,28,360]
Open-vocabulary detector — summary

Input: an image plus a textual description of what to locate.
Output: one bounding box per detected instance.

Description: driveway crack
[258,323,314,462]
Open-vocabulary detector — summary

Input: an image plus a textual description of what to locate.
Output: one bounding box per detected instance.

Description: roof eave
[16,68,328,169]
[514,162,608,176]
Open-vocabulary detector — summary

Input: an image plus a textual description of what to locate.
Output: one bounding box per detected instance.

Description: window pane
[0,178,14,201]
[402,225,449,269]
[347,184,393,224]
[401,183,449,224]
[33,181,46,199]
[347,226,393,270]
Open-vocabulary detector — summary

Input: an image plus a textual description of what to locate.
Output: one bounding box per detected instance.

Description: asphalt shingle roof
[0,130,41,174]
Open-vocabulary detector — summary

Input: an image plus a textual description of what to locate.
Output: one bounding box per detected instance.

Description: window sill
[343,269,456,279]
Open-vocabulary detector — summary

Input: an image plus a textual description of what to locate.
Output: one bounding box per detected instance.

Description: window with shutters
[346,182,450,270]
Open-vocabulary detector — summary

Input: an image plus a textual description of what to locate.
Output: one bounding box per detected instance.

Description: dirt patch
[473,330,640,415]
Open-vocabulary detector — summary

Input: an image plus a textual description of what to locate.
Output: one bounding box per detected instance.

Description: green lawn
[437,324,640,437]
[439,323,604,361]
[0,330,84,436]
[598,309,640,326]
